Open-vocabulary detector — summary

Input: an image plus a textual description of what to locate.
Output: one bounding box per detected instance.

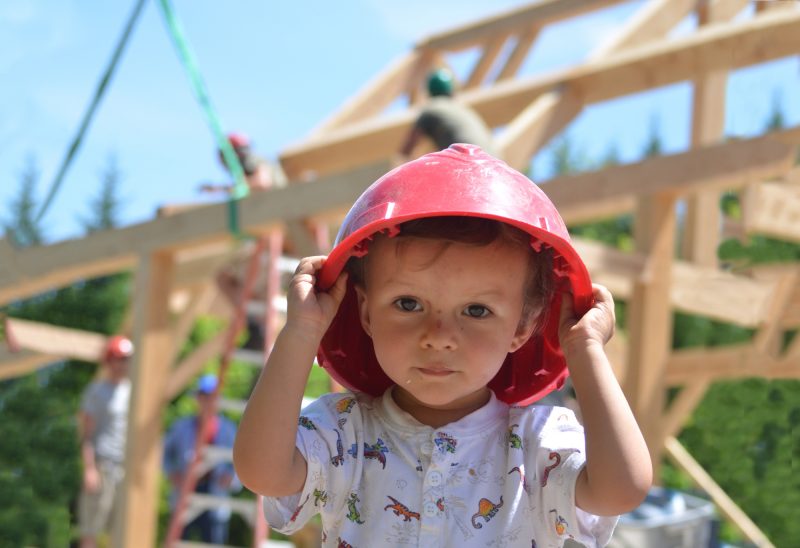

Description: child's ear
[354,285,373,338]
[509,310,538,353]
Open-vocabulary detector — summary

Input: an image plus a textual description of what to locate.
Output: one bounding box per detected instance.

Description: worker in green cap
[399,68,496,160]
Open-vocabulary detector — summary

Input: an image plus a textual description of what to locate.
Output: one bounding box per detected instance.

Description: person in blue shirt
[163,374,239,544]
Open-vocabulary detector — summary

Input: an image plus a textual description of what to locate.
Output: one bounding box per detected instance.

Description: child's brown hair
[346,216,555,334]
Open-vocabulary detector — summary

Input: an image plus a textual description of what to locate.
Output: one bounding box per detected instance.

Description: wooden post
[115,251,175,547]
[624,194,676,472]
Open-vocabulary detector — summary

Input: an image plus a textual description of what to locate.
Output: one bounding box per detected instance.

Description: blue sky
[1,0,799,243]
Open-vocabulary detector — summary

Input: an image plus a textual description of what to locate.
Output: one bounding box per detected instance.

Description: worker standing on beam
[399,68,496,160]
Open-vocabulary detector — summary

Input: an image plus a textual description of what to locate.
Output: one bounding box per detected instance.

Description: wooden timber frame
[1,1,799,546]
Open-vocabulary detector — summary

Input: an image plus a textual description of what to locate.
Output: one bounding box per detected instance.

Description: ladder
[165,232,290,547]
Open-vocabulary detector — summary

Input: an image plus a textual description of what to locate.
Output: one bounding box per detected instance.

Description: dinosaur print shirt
[263,389,617,547]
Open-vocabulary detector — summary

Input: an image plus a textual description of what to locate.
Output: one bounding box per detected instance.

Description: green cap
[427,68,455,97]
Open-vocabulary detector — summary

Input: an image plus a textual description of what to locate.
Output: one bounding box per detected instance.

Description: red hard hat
[317,144,593,405]
[105,335,134,361]
[227,132,250,149]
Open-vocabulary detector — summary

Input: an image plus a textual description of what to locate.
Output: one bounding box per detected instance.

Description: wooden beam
[659,379,711,441]
[464,34,510,89]
[624,194,676,463]
[282,10,800,176]
[0,348,56,381]
[589,0,698,59]
[5,318,107,362]
[0,161,389,306]
[117,252,174,548]
[742,175,800,242]
[666,344,800,384]
[497,86,583,169]
[570,237,778,328]
[547,134,795,218]
[280,10,800,178]
[495,25,540,81]
[164,328,228,401]
[310,52,421,136]
[751,269,800,355]
[681,0,748,266]
[664,437,776,548]
[498,0,696,171]
[417,0,628,52]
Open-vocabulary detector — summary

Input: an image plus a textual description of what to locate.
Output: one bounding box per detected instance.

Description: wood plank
[310,52,420,136]
[117,252,174,548]
[495,25,540,81]
[624,194,676,462]
[0,161,389,306]
[742,177,800,242]
[666,344,800,384]
[664,437,776,548]
[499,0,696,170]
[464,34,510,89]
[589,0,698,59]
[280,11,800,177]
[547,135,795,216]
[681,0,745,266]
[659,379,711,441]
[165,329,228,401]
[496,87,583,169]
[4,318,107,362]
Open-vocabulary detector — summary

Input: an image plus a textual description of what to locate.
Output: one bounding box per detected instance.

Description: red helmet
[105,335,134,361]
[317,144,593,405]
[227,132,250,150]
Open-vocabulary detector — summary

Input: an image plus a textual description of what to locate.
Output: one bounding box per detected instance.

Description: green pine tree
[4,155,45,247]
[0,156,132,545]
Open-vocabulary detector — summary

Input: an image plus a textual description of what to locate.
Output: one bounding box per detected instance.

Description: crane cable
[156,0,250,237]
[34,0,147,223]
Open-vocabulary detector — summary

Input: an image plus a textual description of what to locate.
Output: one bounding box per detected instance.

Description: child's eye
[394,297,422,312]
[464,304,490,318]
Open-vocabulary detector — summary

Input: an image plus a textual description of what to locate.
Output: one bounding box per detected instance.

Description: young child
[234,144,652,547]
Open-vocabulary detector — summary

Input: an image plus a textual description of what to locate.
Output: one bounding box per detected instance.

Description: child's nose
[420,315,458,350]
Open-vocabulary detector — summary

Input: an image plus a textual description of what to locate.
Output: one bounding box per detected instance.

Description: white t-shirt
[80,379,130,464]
[264,389,617,547]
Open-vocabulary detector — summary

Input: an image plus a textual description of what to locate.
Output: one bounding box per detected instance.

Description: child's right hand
[284,256,348,341]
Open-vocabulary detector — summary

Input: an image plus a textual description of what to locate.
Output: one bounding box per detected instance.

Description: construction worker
[163,374,239,544]
[198,132,284,194]
[77,335,134,548]
[399,68,496,160]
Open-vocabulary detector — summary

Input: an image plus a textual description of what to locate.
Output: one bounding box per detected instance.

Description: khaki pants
[78,460,125,538]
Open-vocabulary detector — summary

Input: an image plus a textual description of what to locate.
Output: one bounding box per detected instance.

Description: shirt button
[424,501,438,517]
[428,471,443,486]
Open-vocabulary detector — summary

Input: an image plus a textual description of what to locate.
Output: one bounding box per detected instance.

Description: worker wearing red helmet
[235,145,651,547]
[199,133,284,194]
[77,335,134,548]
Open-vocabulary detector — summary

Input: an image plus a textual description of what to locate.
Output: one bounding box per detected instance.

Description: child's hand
[284,256,348,341]
[558,284,615,356]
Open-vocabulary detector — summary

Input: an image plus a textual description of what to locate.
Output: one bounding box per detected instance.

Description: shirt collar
[376,386,508,436]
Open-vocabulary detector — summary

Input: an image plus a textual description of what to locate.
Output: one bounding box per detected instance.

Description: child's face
[355,235,536,424]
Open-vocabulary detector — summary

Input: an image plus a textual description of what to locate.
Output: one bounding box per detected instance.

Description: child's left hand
[558,284,615,356]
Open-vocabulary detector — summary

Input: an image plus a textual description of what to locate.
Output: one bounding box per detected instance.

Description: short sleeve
[531,406,618,547]
[262,393,363,534]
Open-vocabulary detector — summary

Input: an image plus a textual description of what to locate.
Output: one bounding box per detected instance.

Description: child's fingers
[559,291,576,324]
[327,271,349,305]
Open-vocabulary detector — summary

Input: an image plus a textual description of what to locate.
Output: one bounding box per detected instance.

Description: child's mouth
[417,367,454,377]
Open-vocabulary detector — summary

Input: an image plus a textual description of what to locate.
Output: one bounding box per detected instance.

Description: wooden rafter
[0,161,390,306]
[280,9,800,177]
